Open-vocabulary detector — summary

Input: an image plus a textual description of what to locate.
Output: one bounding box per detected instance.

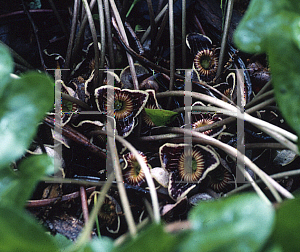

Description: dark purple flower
[122,151,151,187]
[95,85,148,137]
[189,102,225,137]
[159,143,220,200]
[207,166,234,193]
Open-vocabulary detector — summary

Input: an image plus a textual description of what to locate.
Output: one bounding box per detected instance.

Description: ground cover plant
[1,0,300,251]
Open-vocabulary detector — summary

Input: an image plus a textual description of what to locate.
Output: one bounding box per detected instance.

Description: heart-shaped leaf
[269,195,300,251]
[0,72,54,169]
[0,205,58,252]
[0,154,54,208]
[179,193,275,252]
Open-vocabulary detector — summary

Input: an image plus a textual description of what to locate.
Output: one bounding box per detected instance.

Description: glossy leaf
[144,108,178,126]
[0,45,13,97]
[113,224,179,252]
[234,0,300,150]
[179,193,275,252]
[0,205,58,252]
[0,154,53,208]
[269,196,300,251]
[0,72,54,169]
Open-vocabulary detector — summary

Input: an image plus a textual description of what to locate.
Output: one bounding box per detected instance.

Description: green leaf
[269,196,300,251]
[0,44,13,97]
[0,72,54,169]
[52,234,73,250]
[0,154,54,208]
[81,237,115,252]
[144,108,178,126]
[179,193,275,252]
[292,17,300,50]
[0,205,58,252]
[113,224,179,252]
[234,0,300,150]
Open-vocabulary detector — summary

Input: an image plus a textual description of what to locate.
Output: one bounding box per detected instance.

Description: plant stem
[171,97,273,137]
[167,0,175,108]
[94,194,102,237]
[215,0,234,82]
[237,163,271,204]
[61,93,90,109]
[226,169,300,197]
[104,0,115,68]
[167,127,294,201]
[65,0,80,72]
[249,79,272,103]
[82,0,99,88]
[114,134,161,224]
[80,186,90,226]
[245,90,274,109]
[174,103,298,153]
[97,0,106,85]
[47,0,68,36]
[110,0,139,89]
[106,123,137,236]
[245,142,286,149]
[125,22,145,55]
[182,0,187,68]
[141,3,169,44]
[114,218,150,246]
[150,10,169,57]
[72,0,97,67]
[21,0,46,70]
[156,91,298,143]
[71,173,115,250]
[146,0,156,46]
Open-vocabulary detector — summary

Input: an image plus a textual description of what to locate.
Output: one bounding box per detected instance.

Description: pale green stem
[174,105,298,153]
[90,129,161,223]
[254,124,298,154]
[167,127,294,201]
[245,97,275,114]
[245,90,274,109]
[107,123,137,236]
[115,134,161,224]
[68,173,115,251]
[169,97,274,136]
[109,0,139,89]
[226,169,300,197]
[248,79,272,103]
[114,217,150,246]
[237,163,272,205]
[156,91,298,142]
